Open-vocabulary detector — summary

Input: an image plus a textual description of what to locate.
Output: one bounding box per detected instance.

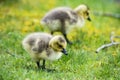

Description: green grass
[0,0,120,80]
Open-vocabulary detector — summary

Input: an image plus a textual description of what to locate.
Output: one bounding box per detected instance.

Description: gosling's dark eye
[58,44,62,48]
[57,43,62,48]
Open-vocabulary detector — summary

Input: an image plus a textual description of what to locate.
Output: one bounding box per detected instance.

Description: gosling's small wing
[41,7,78,25]
[22,33,52,53]
[41,7,71,23]
[30,33,52,53]
[34,39,48,53]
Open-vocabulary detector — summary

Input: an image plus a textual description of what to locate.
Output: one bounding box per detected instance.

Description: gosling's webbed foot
[45,68,56,72]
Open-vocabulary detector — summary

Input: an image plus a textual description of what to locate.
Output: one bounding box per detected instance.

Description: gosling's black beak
[87,17,91,21]
[61,48,67,55]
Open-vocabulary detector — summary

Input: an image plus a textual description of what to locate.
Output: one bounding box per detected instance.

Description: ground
[0,0,120,80]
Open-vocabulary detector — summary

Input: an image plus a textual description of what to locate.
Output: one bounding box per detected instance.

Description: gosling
[41,4,91,44]
[22,32,67,69]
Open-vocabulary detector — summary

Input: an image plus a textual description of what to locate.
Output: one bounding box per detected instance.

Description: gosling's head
[74,4,91,21]
[49,35,67,55]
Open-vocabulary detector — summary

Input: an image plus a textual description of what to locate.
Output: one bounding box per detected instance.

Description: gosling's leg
[36,61,40,69]
[61,20,72,44]
[63,33,72,44]
[42,59,46,69]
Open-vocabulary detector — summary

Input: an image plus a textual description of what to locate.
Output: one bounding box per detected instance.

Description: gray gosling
[41,4,91,44]
[22,32,67,69]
